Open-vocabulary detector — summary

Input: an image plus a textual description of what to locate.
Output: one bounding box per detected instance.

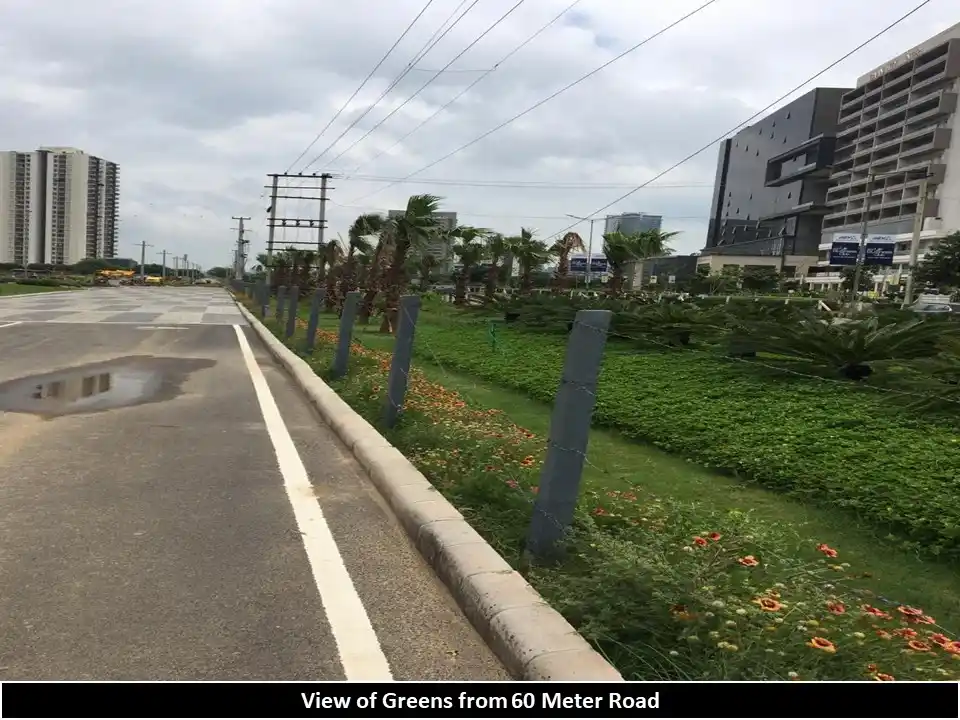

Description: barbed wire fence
[236,278,958,632]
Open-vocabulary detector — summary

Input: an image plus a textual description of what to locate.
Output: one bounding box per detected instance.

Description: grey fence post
[257,280,268,318]
[275,286,287,322]
[331,291,360,378]
[304,288,327,351]
[382,295,421,429]
[285,285,300,339]
[526,309,613,563]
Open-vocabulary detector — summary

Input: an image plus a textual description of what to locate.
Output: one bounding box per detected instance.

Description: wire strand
[343,0,721,205]
[283,0,438,174]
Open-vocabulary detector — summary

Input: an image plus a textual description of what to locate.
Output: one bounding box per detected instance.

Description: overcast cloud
[0,0,955,268]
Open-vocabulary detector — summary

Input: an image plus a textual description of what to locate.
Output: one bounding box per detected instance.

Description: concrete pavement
[0,287,507,680]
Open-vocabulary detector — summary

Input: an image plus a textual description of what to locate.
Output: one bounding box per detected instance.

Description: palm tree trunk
[454,267,469,306]
[485,260,499,301]
[380,239,410,334]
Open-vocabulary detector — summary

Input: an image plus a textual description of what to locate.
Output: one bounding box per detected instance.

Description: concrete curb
[235,300,623,682]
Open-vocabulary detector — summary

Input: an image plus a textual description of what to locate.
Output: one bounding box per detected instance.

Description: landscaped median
[239,295,960,681]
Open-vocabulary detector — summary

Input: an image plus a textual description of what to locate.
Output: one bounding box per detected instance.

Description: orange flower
[807,637,836,653]
[591,507,608,516]
[873,673,895,681]
[944,642,960,655]
[866,663,878,673]
[753,597,783,612]
[893,628,918,639]
[693,536,708,547]
[816,543,838,558]
[905,614,936,625]
[862,605,892,620]
[907,640,931,652]
[826,601,846,615]
[707,532,722,541]
[876,630,892,640]
[930,634,951,647]
[738,555,760,567]
[897,605,924,617]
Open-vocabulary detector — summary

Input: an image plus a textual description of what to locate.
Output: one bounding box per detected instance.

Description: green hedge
[412,319,960,556]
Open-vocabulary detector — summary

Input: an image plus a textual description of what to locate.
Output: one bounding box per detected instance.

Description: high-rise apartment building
[823,23,960,237]
[603,212,662,235]
[0,147,120,265]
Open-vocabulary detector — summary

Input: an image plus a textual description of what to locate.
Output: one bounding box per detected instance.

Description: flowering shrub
[252,305,959,681]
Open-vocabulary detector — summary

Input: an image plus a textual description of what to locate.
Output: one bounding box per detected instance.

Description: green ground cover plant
[245,299,960,681]
[406,311,960,558]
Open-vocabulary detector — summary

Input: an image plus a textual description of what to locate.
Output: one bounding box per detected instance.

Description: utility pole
[232,215,251,280]
[160,250,167,282]
[183,254,190,283]
[903,175,930,309]
[850,175,875,311]
[264,172,336,284]
[317,173,332,253]
[173,255,179,280]
[136,240,152,280]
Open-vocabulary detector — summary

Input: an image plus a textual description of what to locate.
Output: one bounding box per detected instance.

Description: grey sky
[0,0,955,268]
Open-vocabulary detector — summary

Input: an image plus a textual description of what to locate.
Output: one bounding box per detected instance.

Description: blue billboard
[569,257,608,274]
[829,234,895,266]
[829,242,860,266]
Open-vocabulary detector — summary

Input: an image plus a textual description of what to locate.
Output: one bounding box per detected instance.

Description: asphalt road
[0,288,507,680]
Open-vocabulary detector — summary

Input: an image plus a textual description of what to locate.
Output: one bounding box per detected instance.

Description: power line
[283,0,437,174]
[299,0,479,175]
[343,0,721,205]
[545,0,936,240]
[347,0,583,175]
[281,174,712,190]
[323,0,529,172]
[328,198,709,222]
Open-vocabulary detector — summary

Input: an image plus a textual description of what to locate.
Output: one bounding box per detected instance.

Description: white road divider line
[232,324,394,681]
[0,321,22,329]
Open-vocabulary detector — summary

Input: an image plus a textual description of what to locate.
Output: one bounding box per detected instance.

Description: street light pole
[850,175,875,311]
[565,214,601,286]
[903,175,930,308]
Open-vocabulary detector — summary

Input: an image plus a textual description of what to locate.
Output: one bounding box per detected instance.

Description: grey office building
[604,212,662,235]
[703,87,848,258]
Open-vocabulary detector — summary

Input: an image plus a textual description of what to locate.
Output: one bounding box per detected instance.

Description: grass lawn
[0,283,76,296]
[296,307,960,632]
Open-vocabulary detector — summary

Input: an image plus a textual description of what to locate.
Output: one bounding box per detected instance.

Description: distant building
[603,212,662,235]
[388,209,457,274]
[0,146,120,265]
[629,254,699,288]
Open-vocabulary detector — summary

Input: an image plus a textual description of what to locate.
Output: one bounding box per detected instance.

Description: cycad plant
[747,316,950,380]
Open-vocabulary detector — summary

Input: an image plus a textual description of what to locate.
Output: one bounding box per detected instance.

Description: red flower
[816,543,838,558]
[862,605,892,620]
[707,532,722,541]
[898,605,924,617]
[893,628,918,639]
[693,536,708,547]
[826,601,846,615]
[873,673,895,681]
[907,640,931,652]
[738,555,760,567]
[930,634,951,647]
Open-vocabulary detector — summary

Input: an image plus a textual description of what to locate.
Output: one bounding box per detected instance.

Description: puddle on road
[0,356,216,418]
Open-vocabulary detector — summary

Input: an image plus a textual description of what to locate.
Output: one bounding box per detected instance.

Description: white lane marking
[232,324,393,681]
[135,326,188,330]
[0,321,21,329]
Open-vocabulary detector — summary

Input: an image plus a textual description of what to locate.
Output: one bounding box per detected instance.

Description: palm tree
[551,231,585,292]
[451,225,489,305]
[484,233,508,301]
[417,253,438,290]
[340,213,382,300]
[380,194,442,333]
[602,229,676,296]
[508,227,553,295]
[321,239,344,312]
[358,228,395,325]
[297,250,318,292]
